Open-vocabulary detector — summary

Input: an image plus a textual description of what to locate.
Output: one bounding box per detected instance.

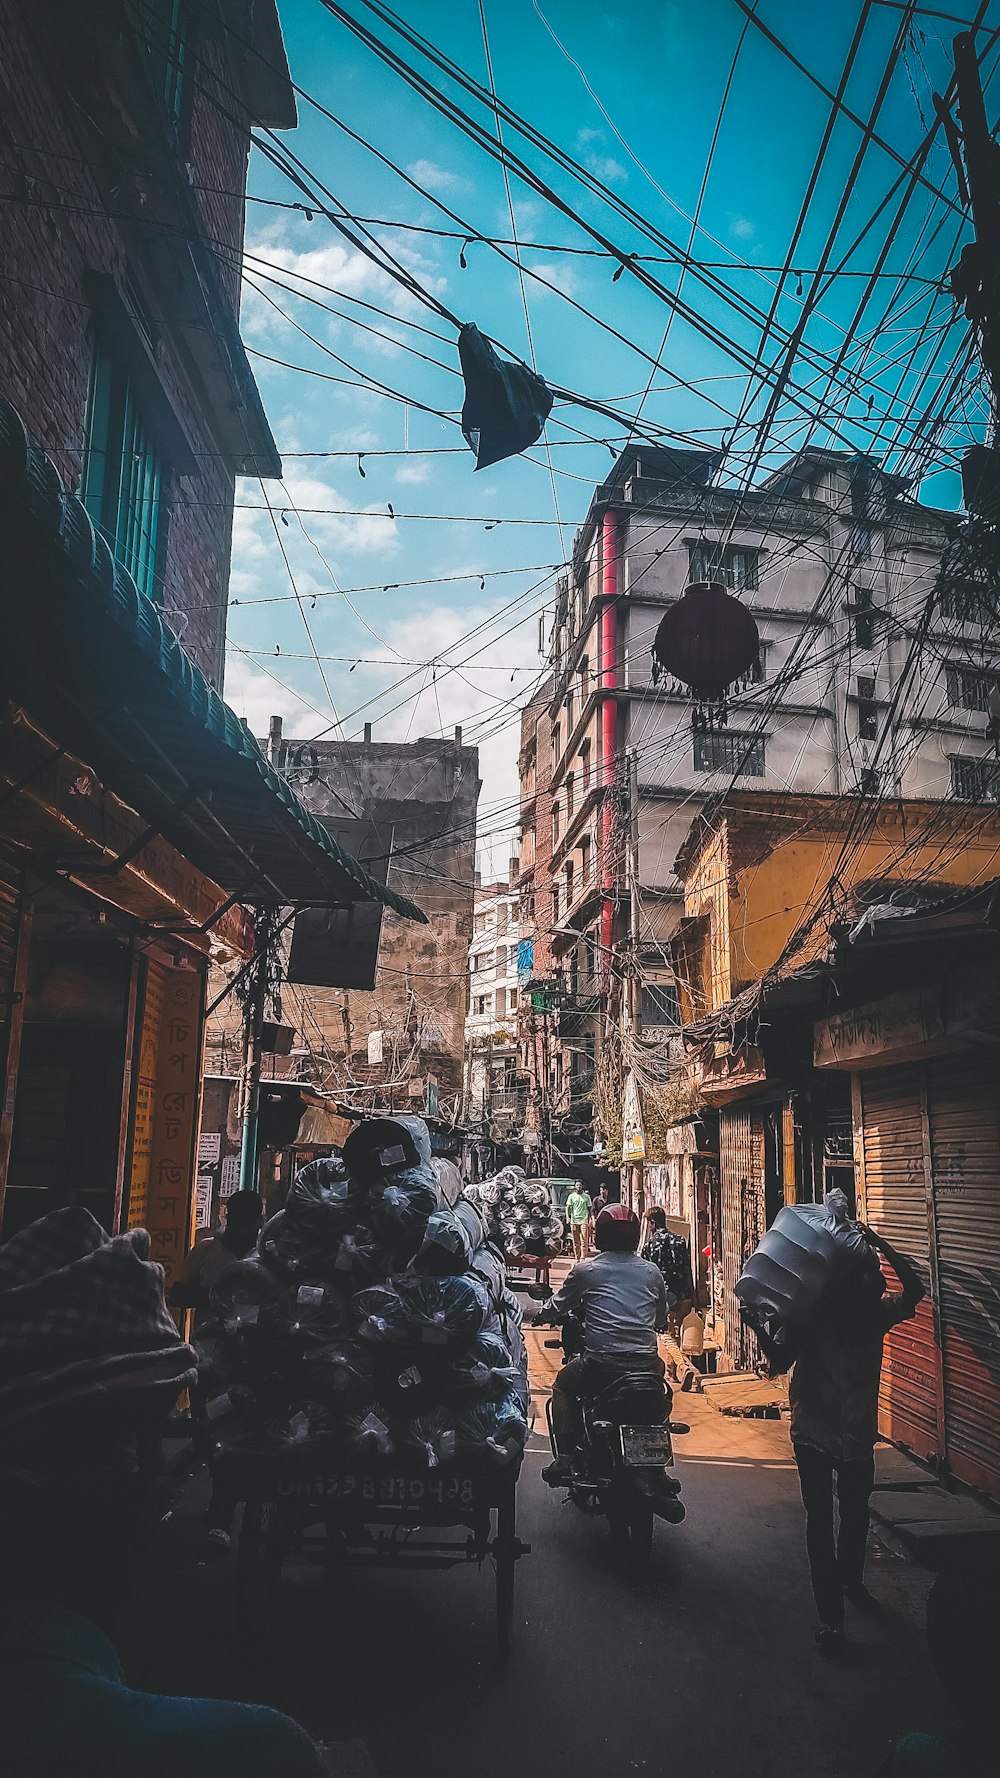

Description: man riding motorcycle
[539,1203,669,1486]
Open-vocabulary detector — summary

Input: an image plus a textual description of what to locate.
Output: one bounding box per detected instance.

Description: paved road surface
[129,1307,949,1778]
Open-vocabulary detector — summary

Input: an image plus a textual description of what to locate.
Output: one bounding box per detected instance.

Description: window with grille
[859,767,880,797]
[693,731,765,776]
[857,676,878,740]
[688,542,759,591]
[474,996,488,1016]
[945,663,1000,712]
[951,755,999,800]
[495,946,507,973]
[565,862,574,907]
[551,803,560,848]
[580,740,591,790]
[641,982,679,1027]
[133,0,189,122]
[851,524,874,562]
[938,578,993,626]
[749,644,767,684]
[580,836,591,883]
[82,341,166,604]
[852,588,876,650]
[551,724,560,764]
[566,773,575,819]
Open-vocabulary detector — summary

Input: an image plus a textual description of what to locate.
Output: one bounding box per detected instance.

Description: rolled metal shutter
[926,1054,1000,1500]
[719,1105,764,1370]
[0,842,25,1079]
[858,1065,943,1467]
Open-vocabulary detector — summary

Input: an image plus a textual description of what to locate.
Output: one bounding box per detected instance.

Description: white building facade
[464,874,523,1141]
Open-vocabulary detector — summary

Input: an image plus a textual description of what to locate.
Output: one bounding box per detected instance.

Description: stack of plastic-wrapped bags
[465,1166,563,1261]
[196,1118,529,1475]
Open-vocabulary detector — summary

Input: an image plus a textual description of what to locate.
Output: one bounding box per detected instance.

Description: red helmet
[594,1203,641,1252]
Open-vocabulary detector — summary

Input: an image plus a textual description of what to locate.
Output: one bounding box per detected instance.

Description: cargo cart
[228,1448,529,1656]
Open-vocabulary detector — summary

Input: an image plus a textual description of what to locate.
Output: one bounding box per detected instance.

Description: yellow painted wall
[730,809,1000,991]
[683,800,1000,1008]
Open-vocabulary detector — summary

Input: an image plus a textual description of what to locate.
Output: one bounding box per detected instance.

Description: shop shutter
[858,1065,943,1467]
[926,1054,1000,1500]
[0,842,28,1219]
[719,1105,764,1369]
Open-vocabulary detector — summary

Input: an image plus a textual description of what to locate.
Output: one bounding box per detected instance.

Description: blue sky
[225,0,996,875]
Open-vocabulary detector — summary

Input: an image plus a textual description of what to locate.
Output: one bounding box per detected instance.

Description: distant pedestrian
[642,1207,694,1326]
[170,1191,263,1330]
[589,1185,610,1228]
[564,1182,593,1261]
[785,1221,924,1654]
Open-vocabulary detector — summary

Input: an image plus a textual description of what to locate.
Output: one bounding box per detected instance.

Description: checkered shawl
[0,1207,195,1385]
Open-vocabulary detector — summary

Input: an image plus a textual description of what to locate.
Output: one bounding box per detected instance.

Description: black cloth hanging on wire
[458,324,553,470]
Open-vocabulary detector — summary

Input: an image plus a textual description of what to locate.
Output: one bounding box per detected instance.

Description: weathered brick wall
[0,0,259,687]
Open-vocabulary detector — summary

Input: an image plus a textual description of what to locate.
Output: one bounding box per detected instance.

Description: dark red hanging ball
[652,580,760,701]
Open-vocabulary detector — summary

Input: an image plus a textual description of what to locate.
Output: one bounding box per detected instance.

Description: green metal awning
[0,397,425,921]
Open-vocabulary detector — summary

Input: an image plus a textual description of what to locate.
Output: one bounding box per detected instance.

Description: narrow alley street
[127,1309,948,1778]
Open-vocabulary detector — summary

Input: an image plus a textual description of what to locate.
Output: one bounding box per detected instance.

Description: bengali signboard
[126,962,204,1291]
[813,986,944,1069]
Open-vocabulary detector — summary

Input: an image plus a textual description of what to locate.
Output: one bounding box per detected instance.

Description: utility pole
[238,911,272,1196]
[627,747,644,1217]
[952,32,1000,420]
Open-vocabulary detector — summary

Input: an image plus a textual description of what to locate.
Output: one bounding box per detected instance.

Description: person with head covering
[0,1207,324,1778]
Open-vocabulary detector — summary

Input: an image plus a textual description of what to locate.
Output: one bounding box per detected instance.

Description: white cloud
[584,152,628,186]
[530,260,579,299]
[406,158,471,194]
[395,459,432,485]
[221,658,319,737]
[577,127,604,146]
[729,214,756,241]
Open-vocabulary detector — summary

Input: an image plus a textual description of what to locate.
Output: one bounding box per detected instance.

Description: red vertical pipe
[600,508,618,978]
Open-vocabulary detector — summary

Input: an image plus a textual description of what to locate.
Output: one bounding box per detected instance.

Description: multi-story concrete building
[206,723,480,1121]
[463,873,522,1144]
[518,440,1000,1150]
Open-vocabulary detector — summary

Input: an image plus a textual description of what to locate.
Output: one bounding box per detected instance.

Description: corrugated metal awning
[0,398,425,921]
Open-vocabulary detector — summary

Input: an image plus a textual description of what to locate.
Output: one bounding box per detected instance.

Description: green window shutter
[81,342,116,531]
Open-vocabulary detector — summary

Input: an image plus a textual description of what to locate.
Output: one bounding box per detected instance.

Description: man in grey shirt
[541,1205,668,1483]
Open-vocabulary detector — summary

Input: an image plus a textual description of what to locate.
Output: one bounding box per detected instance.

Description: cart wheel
[494,1493,517,1658]
[237,1497,284,1608]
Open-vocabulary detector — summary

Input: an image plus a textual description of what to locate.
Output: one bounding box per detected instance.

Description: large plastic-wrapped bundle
[300,1341,375,1415]
[411,1199,488,1275]
[432,1156,464,1207]
[327,1225,387,1290]
[341,1404,396,1464]
[342,1115,440,1245]
[394,1407,458,1469]
[736,1191,880,1337]
[209,1255,284,1330]
[443,1332,524,1402]
[266,1399,340,1464]
[450,1391,530,1466]
[264,1277,351,1348]
[353,1273,491,1351]
[257,1208,314,1279]
[287,1156,368,1237]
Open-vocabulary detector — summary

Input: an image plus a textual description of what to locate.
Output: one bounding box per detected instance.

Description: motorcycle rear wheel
[607,1490,654,1570]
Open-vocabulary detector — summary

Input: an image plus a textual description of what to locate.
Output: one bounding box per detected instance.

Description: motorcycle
[537,1310,688,1567]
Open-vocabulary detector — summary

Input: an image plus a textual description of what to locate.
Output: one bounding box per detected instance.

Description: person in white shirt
[540,1205,668,1484]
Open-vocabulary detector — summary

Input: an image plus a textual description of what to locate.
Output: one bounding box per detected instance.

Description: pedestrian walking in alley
[0,1206,325,1777]
[564,1180,593,1261]
[170,1191,263,1329]
[589,1184,610,1236]
[642,1207,694,1326]
[782,1222,924,1654]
